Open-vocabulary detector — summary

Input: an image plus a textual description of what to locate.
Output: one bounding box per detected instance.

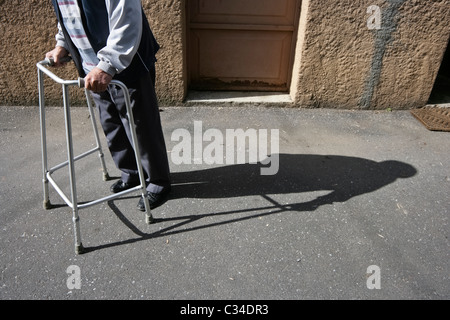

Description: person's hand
[45,46,69,67]
[84,67,113,93]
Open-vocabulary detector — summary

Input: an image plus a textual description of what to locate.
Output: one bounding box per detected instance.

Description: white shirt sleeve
[55,22,69,51]
[96,0,143,76]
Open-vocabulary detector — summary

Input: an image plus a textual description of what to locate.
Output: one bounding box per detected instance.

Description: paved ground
[0,104,449,301]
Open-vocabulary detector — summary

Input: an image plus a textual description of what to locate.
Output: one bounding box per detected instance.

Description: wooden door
[187,0,301,92]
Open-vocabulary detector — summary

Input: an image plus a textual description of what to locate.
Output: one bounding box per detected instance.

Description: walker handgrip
[78,78,85,88]
[44,56,72,66]
[43,58,54,66]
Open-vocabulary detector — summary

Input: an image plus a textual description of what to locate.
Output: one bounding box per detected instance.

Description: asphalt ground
[0,104,449,302]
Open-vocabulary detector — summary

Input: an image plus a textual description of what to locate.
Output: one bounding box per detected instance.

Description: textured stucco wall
[0,0,72,106]
[290,0,450,109]
[0,0,185,106]
[142,0,186,104]
[0,0,449,109]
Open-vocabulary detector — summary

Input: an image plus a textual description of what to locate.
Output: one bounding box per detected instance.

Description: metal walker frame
[37,59,153,255]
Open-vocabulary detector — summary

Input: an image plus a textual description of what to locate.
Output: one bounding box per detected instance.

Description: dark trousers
[90,68,171,194]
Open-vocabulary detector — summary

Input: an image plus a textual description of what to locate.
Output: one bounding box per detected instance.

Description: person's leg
[91,89,140,186]
[128,70,171,194]
[92,69,171,208]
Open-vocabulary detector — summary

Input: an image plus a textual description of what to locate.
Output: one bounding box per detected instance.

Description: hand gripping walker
[37,58,153,255]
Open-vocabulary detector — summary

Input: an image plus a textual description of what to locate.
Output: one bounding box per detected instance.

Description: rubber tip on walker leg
[103,173,111,181]
[43,200,52,210]
[146,214,154,225]
[75,243,85,255]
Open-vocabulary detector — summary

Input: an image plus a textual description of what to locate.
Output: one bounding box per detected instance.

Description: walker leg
[85,89,110,181]
[63,84,85,255]
[73,215,84,255]
[73,218,84,255]
[119,82,154,224]
[144,197,154,224]
[43,198,52,210]
[38,69,52,210]
[75,243,85,255]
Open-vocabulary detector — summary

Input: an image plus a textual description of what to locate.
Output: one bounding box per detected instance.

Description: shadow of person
[169,153,417,211]
[83,153,416,253]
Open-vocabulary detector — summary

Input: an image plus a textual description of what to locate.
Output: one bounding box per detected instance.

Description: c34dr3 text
[224,304,269,315]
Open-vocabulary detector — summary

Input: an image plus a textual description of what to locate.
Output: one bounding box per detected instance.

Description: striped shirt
[57,1,99,74]
[55,0,145,78]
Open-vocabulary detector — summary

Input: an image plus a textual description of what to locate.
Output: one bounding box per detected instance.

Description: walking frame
[37,58,153,255]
